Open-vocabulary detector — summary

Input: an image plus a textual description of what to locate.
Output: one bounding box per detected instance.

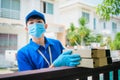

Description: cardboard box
[78,57,112,68]
[92,49,110,58]
[73,49,92,58]
[73,49,111,58]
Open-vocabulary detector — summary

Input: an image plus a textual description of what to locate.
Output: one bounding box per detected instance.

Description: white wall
[20,0,41,23]
[60,6,82,29]
[58,0,120,37]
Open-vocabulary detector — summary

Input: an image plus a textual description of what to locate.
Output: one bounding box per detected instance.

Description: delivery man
[17,10,81,71]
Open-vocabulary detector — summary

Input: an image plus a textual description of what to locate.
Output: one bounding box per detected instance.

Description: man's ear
[45,24,48,29]
[25,26,28,31]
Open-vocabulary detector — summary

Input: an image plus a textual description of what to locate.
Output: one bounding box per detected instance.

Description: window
[0,0,20,19]
[82,12,90,22]
[93,18,96,30]
[103,22,106,29]
[43,2,54,14]
[0,33,17,54]
[112,22,117,33]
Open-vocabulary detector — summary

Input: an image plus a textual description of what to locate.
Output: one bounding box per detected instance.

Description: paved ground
[0,69,14,74]
[0,68,18,74]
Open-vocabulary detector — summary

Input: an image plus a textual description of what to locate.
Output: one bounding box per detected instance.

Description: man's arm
[16,51,33,71]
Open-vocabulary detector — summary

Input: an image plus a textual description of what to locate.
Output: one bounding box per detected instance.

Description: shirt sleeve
[16,50,33,71]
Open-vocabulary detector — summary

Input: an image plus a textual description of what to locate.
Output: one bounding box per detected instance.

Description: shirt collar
[44,37,54,47]
[29,37,54,51]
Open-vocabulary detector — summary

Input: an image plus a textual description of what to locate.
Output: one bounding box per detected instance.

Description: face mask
[28,23,46,38]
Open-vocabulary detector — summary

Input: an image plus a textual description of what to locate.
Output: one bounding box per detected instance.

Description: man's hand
[52,50,81,67]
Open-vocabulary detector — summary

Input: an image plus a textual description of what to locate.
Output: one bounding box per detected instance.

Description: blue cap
[25,10,46,23]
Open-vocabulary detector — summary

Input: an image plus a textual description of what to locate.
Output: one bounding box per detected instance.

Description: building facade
[0,0,120,67]
[0,0,65,67]
[59,0,120,38]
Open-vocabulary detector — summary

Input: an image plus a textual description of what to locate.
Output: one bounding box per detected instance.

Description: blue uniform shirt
[17,37,64,71]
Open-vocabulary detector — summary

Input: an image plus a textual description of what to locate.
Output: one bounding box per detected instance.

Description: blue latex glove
[53,50,81,67]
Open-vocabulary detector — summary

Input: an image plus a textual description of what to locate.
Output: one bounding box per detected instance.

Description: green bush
[110,32,120,50]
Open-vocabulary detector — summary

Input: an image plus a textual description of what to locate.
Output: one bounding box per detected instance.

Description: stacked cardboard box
[73,49,112,68]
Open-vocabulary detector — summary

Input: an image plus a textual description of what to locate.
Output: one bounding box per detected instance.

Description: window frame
[103,22,106,29]
[82,12,90,23]
[112,22,117,33]
[0,33,18,54]
[43,1,54,15]
[0,0,20,19]
[93,18,96,30]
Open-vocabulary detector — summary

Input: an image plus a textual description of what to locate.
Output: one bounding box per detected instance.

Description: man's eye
[37,21,42,23]
[29,22,34,24]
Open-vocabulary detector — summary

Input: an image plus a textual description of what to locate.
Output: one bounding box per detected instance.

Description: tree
[85,33,103,45]
[101,36,112,48]
[66,17,91,46]
[66,23,80,46]
[78,17,90,46]
[96,0,120,20]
